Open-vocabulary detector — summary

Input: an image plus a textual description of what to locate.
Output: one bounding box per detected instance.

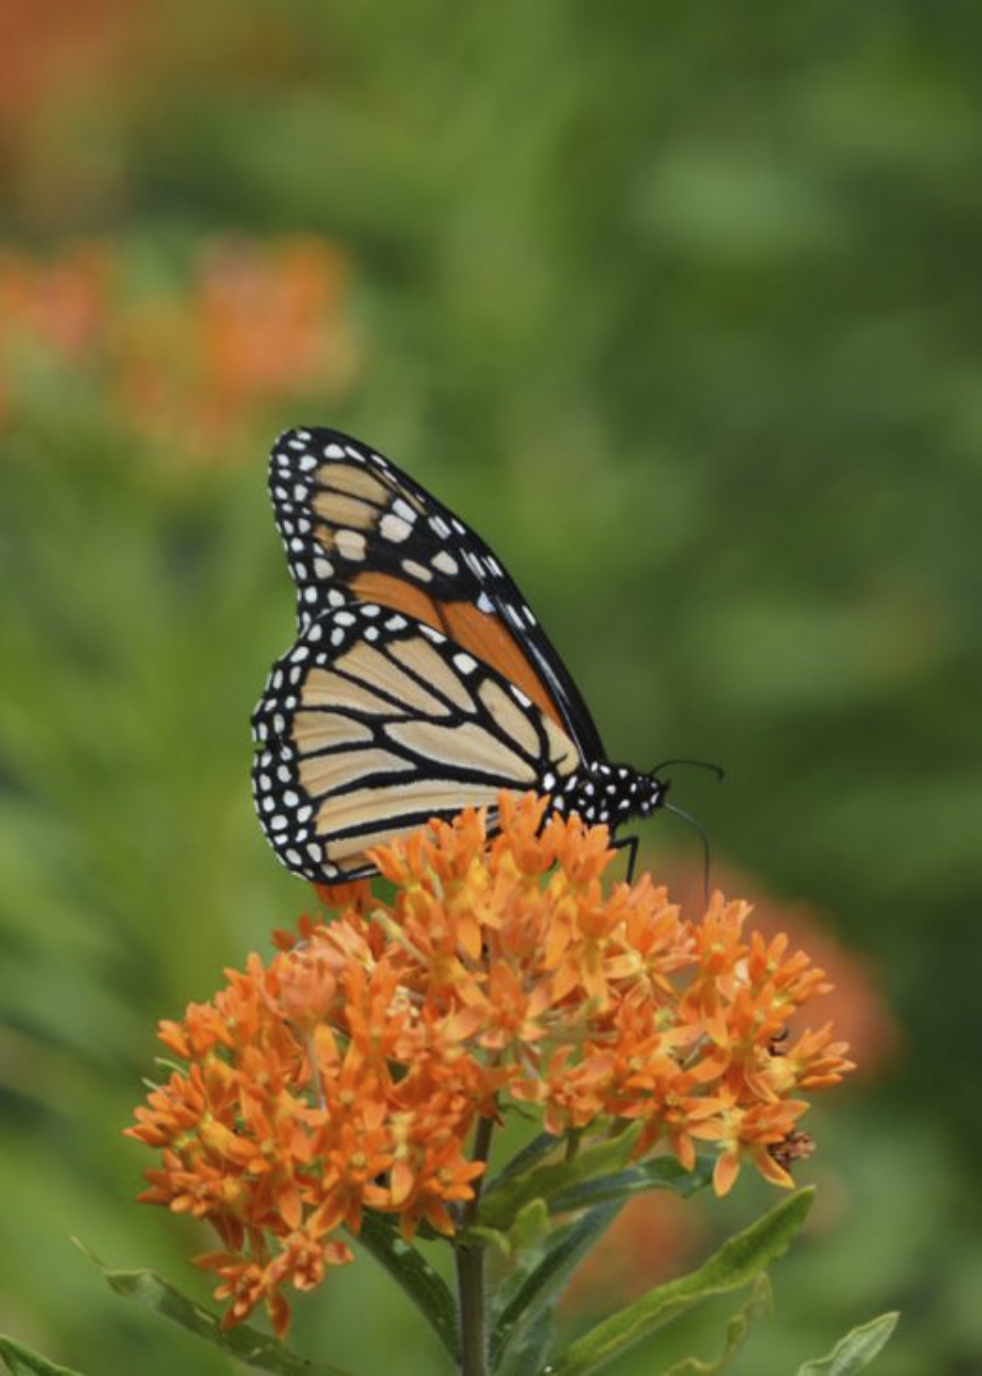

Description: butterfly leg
[612,834,639,883]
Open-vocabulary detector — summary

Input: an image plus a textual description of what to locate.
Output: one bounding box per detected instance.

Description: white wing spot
[336,529,367,561]
[402,558,433,583]
[380,513,412,543]
[453,652,478,674]
[477,592,494,613]
[314,557,334,579]
[393,498,417,523]
[386,614,408,631]
[325,443,345,458]
[293,485,308,502]
[429,515,451,539]
[432,550,458,576]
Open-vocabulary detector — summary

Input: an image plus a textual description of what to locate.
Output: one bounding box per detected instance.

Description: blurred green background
[1,3,979,1373]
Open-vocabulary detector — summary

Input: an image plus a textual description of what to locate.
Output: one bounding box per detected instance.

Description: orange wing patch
[442,602,559,728]
[350,570,562,729]
[351,570,443,630]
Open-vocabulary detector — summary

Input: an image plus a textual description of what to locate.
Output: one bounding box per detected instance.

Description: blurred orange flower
[562,1191,706,1315]
[128,794,853,1335]
[0,235,357,453]
[660,859,900,1080]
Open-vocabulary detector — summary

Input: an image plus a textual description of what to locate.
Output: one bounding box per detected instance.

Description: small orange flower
[0,236,357,455]
[128,792,853,1334]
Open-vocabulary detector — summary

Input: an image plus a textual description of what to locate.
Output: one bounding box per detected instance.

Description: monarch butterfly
[252,427,672,885]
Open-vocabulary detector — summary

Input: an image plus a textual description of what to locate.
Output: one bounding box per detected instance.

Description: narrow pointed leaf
[797,1312,900,1375]
[546,1189,814,1376]
[479,1126,641,1231]
[549,1153,714,1215]
[356,1212,459,1360]
[510,1198,552,1252]
[496,1307,556,1376]
[489,1130,562,1186]
[91,1261,352,1375]
[655,1274,772,1375]
[0,1335,85,1376]
[491,1202,621,1371]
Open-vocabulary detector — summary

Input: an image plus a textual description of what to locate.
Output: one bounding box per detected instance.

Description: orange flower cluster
[660,859,900,1080]
[127,794,853,1335]
[0,235,356,452]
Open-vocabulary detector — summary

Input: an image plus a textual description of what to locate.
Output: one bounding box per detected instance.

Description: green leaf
[355,1212,459,1360]
[0,1335,85,1376]
[655,1275,772,1375]
[488,1130,562,1187]
[79,1244,353,1375]
[495,1306,555,1376]
[797,1312,900,1375]
[491,1202,621,1373]
[546,1188,814,1376]
[479,1126,642,1231]
[510,1198,553,1252]
[549,1153,714,1215]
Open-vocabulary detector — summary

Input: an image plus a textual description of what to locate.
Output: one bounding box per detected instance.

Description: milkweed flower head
[127,792,853,1336]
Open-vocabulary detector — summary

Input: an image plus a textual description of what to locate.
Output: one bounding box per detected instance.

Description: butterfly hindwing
[252,601,583,883]
[268,427,605,762]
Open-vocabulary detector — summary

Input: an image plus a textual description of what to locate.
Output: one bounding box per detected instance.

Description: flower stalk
[455,1114,495,1376]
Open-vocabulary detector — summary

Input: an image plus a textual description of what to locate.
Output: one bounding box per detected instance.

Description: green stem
[456,1114,495,1376]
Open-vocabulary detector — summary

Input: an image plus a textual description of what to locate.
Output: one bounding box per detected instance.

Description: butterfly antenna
[651,758,725,784]
[663,802,714,904]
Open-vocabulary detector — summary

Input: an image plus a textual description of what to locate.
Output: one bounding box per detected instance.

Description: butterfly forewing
[268,427,605,762]
[252,602,583,883]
